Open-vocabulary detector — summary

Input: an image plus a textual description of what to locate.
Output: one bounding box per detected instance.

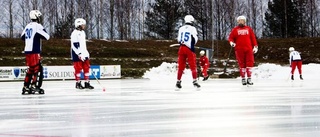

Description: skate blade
[83,88,94,92]
[194,85,201,91]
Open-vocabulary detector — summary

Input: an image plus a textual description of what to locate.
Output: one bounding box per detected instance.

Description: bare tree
[307,0,319,37]
[1,0,16,38]
[8,0,14,38]
[115,0,125,39]
[99,0,104,39]
[44,0,58,35]
[109,0,115,40]
[1,0,320,39]
[30,0,38,9]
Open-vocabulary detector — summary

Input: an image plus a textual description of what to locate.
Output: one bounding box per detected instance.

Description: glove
[253,46,258,54]
[230,42,236,47]
[78,53,86,62]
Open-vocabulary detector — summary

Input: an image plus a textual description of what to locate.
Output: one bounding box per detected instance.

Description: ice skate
[35,87,45,94]
[300,75,303,80]
[193,80,201,88]
[291,75,294,80]
[76,81,85,89]
[176,80,182,89]
[85,82,94,89]
[241,78,247,85]
[22,86,33,95]
[39,89,45,94]
[247,78,253,85]
[203,76,209,81]
[31,86,45,94]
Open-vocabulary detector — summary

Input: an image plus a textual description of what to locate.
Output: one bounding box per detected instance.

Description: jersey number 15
[180,32,191,43]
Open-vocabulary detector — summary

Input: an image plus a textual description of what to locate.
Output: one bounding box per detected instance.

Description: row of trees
[1,0,320,40]
[1,0,148,39]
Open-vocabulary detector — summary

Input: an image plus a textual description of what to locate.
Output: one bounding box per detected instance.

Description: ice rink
[1,77,320,137]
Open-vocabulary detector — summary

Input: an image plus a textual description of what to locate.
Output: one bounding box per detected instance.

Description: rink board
[0,65,121,81]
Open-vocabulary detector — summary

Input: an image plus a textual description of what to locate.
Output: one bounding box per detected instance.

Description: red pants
[24,54,41,87]
[177,46,197,80]
[235,49,254,78]
[73,60,90,81]
[201,66,208,77]
[291,61,302,75]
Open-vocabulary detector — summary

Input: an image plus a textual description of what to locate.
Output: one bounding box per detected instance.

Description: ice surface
[0,63,320,137]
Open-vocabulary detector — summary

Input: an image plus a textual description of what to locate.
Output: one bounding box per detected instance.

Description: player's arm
[177,28,182,44]
[20,28,26,41]
[249,28,258,53]
[191,27,198,44]
[74,33,87,61]
[78,33,87,55]
[205,57,209,67]
[36,24,50,40]
[289,53,292,66]
[250,28,258,47]
[199,58,203,66]
[71,33,81,55]
[189,27,198,52]
[228,29,236,47]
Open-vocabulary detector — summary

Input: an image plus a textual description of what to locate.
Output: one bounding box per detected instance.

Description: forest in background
[1,0,320,41]
[1,37,320,78]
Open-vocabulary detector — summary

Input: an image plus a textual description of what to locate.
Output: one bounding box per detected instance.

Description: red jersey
[228,26,257,51]
[200,56,209,67]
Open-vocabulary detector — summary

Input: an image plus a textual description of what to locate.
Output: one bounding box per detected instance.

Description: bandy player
[228,15,258,85]
[70,18,94,89]
[21,10,50,95]
[176,15,200,89]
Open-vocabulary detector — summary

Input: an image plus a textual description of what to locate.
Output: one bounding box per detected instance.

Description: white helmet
[200,50,205,55]
[237,16,246,22]
[29,10,42,20]
[184,15,194,23]
[289,47,294,52]
[74,18,86,28]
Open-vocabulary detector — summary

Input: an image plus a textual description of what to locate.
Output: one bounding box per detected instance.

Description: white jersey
[177,24,198,51]
[21,22,50,54]
[70,29,89,62]
[289,51,302,64]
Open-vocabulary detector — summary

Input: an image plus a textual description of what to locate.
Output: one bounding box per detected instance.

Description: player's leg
[235,50,246,85]
[176,54,186,89]
[291,61,297,80]
[28,54,46,93]
[36,64,44,88]
[176,47,187,88]
[22,68,34,94]
[22,54,37,94]
[33,63,45,94]
[74,61,84,89]
[177,55,186,80]
[202,66,209,81]
[187,51,200,88]
[83,60,94,89]
[245,51,254,85]
[297,61,303,80]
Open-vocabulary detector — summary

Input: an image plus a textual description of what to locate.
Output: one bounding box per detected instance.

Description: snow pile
[143,62,320,80]
[143,62,196,82]
[143,62,181,80]
[251,63,289,79]
[252,63,320,80]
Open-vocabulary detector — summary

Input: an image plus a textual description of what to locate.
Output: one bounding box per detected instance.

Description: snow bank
[143,62,320,80]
